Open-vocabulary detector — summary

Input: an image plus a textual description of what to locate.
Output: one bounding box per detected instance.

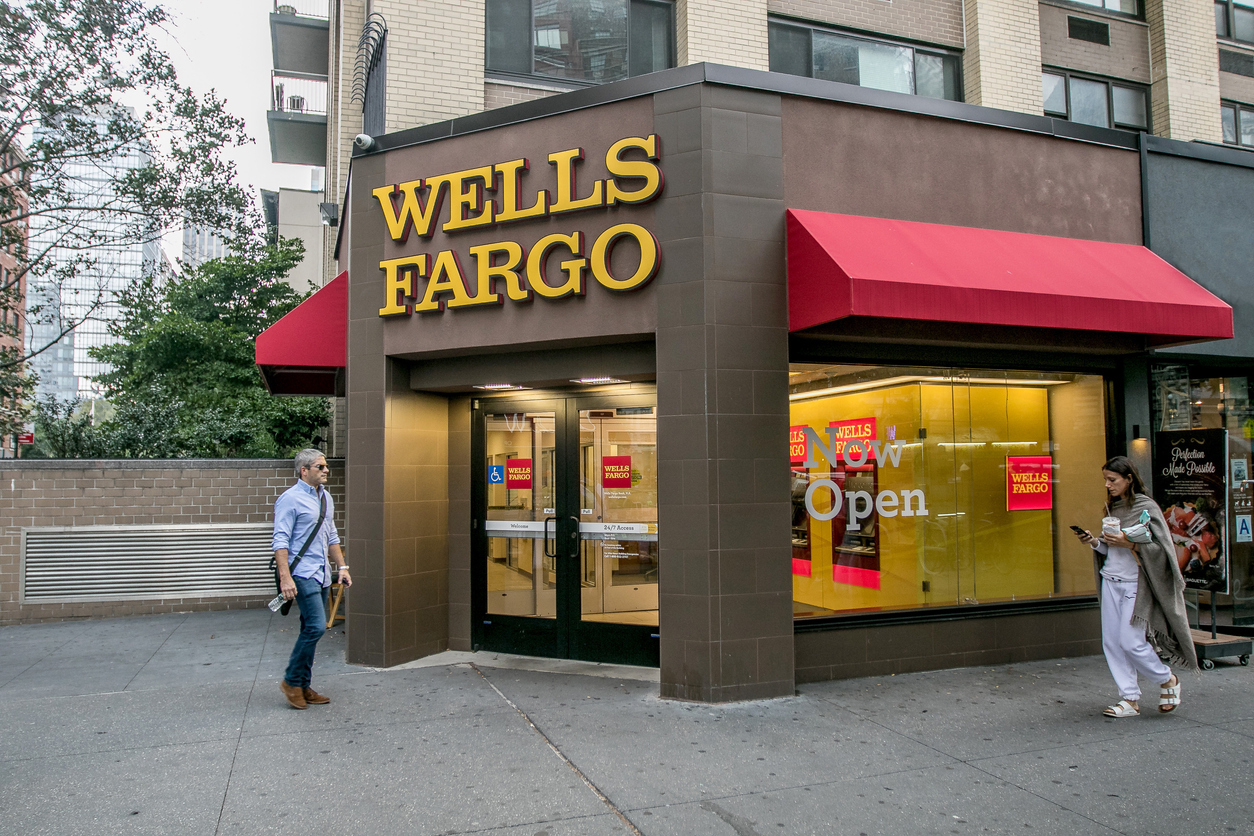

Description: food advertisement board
[1153,429,1229,593]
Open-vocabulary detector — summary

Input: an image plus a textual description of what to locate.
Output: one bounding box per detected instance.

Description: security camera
[354,133,375,152]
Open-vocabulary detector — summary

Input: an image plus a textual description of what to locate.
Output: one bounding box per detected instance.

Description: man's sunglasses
[307,464,329,471]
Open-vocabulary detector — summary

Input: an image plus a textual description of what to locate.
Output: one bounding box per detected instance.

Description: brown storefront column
[345,153,450,667]
[654,83,794,702]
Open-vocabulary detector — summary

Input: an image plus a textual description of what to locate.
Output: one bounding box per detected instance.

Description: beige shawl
[1095,493,1199,673]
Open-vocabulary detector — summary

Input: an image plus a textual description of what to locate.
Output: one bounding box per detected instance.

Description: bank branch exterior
[257,64,1247,703]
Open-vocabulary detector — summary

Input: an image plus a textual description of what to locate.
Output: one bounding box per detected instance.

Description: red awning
[786,209,1233,346]
[256,271,347,396]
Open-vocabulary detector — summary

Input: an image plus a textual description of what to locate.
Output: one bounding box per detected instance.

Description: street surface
[1,609,1251,835]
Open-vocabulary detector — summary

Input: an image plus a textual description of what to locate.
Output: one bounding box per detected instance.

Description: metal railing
[271,71,328,117]
[273,0,328,19]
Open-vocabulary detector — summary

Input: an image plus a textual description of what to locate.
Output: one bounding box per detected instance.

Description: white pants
[1101,577,1172,701]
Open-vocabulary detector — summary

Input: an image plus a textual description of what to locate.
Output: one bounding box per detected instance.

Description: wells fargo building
[257,65,1246,703]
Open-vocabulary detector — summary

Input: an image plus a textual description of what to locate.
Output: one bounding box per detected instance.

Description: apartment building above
[268,0,329,166]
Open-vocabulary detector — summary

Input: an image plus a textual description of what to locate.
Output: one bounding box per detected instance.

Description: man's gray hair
[294,448,324,476]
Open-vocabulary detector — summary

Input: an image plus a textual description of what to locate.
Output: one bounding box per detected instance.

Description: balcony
[267,71,327,166]
[270,0,329,76]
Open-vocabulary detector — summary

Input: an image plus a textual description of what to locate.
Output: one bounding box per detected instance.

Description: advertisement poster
[1006,456,1053,511]
[1153,429,1228,593]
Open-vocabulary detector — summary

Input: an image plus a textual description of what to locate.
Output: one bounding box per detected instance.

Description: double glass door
[472,394,658,666]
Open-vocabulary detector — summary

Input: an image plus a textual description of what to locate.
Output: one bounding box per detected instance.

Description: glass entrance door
[472,394,659,666]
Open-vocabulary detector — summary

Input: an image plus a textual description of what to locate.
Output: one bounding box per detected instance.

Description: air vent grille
[1221,50,1254,79]
[1068,16,1111,46]
[22,525,276,603]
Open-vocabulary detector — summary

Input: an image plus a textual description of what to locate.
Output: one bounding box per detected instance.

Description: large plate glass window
[788,365,1107,619]
[486,0,675,84]
[769,20,962,102]
[1042,70,1148,130]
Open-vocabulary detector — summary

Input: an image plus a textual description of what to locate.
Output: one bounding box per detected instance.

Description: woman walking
[1073,456,1197,717]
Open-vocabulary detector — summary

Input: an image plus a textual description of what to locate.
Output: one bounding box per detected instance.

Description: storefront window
[1151,365,1254,624]
[789,365,1107,618]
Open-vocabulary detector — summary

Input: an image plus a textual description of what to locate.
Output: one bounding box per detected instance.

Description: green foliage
[36,240,333,459]
[24,396,103,459]
[1,0,260,407]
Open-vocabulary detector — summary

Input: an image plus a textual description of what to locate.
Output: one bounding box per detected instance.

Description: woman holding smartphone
[1073,456,1197,717]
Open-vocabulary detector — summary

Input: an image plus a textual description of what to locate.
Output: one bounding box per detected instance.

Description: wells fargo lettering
[375,135,663,318]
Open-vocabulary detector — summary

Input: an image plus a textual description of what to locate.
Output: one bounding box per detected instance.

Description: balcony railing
[273,0,328,19]
[271,71,327,117]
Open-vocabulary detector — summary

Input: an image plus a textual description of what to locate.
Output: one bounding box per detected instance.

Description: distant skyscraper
[181,223,231,270]
[27,109,154,399]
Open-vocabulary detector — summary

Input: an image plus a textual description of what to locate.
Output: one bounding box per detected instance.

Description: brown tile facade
[795,609,1102,682]
[0,458,345,625]
[653,85,794,703]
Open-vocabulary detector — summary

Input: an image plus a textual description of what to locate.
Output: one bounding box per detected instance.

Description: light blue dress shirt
[271,480,340,586]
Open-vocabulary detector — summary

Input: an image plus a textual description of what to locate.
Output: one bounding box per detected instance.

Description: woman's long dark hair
[1103,455,1150,510]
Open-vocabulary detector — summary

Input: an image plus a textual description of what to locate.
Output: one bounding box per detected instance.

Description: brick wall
[484,80,562,111]
[0,459,345,625]
[375,0,485,134]
[1039,2,1151,84]
[1145,0,1223,142]
[679,0,770,69]
[770,0,965,50]
[964,0,1044,113]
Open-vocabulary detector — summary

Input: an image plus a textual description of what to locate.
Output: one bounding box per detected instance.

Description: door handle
[569,515,581,540]
[544,516,557,558]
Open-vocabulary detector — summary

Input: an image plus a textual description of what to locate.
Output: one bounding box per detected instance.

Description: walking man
[273,448,351,709]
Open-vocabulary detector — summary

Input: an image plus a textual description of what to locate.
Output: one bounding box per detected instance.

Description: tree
[81,240,330,458]
[0,0,259,419]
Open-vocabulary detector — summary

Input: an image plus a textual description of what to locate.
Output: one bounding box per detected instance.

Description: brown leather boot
[279,680,307,709]
[303,687,330,705]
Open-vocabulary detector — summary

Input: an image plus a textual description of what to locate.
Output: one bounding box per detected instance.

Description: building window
[768,20,962,101]
[1222,101,1254,146]
[1216,0,1254,43]
[485,0,675,85]
[789,366,1107,618]
[1042,70,1148,130]
[1067,0,1140,16]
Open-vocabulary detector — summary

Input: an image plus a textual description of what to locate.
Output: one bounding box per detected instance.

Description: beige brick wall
[484,80,563,111]
[1039,2,1151,84]
[1145,0,1222,141]
[0,460,345,624]
[770,0,965,50]
[678,0,770,69]
[964,0,1044,112]
[374,0,485,133]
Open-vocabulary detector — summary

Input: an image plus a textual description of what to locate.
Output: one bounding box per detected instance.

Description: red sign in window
[789,426,808,463]
[602,456,632,488]
[506,458,532,489]
[1007,456,1052,511]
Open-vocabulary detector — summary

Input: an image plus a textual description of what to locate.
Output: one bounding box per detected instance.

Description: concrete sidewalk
[1,610,1252,836]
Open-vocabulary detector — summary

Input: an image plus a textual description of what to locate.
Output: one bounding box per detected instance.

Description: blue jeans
[284,575,328,688]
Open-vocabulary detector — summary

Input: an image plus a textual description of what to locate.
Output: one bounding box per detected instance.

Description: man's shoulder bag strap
[271,491,327,615]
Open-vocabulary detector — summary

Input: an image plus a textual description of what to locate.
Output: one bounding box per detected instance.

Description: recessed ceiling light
[474,383,525,390]
[571,377,627,385]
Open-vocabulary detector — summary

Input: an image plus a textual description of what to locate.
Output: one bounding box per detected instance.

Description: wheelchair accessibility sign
[488,465,505,484]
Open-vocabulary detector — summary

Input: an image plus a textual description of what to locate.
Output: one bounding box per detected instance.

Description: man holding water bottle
[272,449,351,710]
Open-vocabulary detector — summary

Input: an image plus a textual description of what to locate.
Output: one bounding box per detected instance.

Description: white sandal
[1103,699,1139,717]
[1159,677,1181,713]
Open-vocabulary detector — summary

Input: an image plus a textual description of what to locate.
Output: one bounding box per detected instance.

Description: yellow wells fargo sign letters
[374,135,662,317]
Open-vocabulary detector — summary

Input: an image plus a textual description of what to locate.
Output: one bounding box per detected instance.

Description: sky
[155,0,319,202]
